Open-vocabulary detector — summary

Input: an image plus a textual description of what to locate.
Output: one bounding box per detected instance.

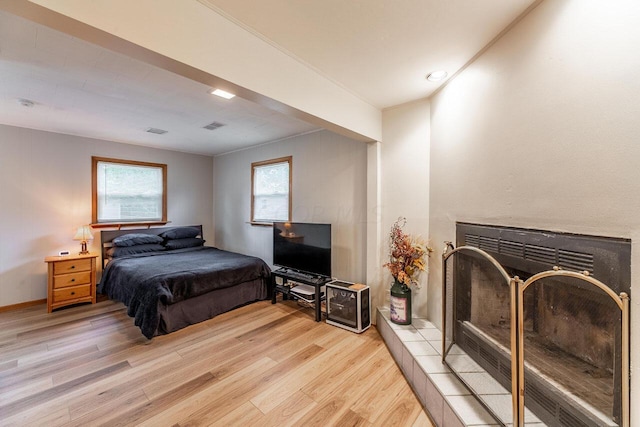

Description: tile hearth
[376,308,545,427]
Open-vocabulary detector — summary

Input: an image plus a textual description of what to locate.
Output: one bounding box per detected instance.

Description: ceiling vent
[203,121,226,131]
[18,98,35,108]
[146,127,168,135]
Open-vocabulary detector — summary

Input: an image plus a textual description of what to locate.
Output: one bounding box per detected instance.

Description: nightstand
[44,253,98,313]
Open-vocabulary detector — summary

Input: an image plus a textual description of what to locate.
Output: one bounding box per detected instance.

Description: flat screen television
[273,222,331,277]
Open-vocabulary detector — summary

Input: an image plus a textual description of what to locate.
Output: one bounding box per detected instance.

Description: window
[251,156,292,224]
[92,157,167,225]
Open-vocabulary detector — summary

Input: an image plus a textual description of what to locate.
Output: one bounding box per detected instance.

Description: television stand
[271,268,332,321]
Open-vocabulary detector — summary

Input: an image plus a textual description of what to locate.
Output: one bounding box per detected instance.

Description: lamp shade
[73,225,94,241]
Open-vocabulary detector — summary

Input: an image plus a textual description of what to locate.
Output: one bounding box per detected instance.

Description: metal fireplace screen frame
[442,243,519,425]
[442,243,630,427]
[517,269,630,427]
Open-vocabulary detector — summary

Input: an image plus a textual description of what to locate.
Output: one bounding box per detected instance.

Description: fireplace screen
[443,245,519,425]
[444,247,630,426]
[518,271,629,427]
[443,223,630,427]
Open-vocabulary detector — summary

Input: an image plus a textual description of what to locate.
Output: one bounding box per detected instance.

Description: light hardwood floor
[0,298,433,426]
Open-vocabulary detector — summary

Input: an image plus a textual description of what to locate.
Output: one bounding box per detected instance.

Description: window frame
[91,156,168,228]
[250,156,292,226]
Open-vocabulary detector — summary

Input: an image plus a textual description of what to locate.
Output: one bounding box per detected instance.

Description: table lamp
[73,225,93,255]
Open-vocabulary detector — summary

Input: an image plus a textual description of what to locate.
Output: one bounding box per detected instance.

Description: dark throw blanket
[98,247,271,338]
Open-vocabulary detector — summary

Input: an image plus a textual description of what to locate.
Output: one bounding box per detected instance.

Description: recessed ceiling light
[209,89,236,99]
[426,71,448,82]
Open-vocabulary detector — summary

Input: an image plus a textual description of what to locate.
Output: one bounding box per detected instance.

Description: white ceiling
[201,0,538,109]
[0,1,537,156]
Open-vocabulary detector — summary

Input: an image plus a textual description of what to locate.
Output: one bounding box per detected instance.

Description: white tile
[443,402,465,427]
[412,359,427,406]
[405,340,439,356]
[389,322,417,331]
[396,328,423,342]
[459,372,511,396]
[476,394,517,425]
[425,377,444,426]
[378,325,389,344]
[375,310,385,327]
[377,307,390,317]
[402,345,414,377]
[446,395,498,425]
[376,315,390,341]
[427,340,446,356]
[429,373,471,396]
[412,318,436,329]
[444,354,484,373]
[377,310,391,328]
[429,341,466,356]
[416,355,451,374]
[389,334,402,361]
[477,394,545,426]
[419,328,443,340]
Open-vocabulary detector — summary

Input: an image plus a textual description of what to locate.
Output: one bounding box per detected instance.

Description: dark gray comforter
[98,246,271,338]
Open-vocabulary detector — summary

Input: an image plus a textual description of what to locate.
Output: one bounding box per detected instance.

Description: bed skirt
[155,278,268,336]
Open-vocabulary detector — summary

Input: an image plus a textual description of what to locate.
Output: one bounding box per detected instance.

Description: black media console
[270,268,332,321]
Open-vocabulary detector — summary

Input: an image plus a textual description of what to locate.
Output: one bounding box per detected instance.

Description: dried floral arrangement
[383,217,430,287]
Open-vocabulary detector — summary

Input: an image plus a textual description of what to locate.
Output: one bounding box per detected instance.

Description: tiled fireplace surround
[377,287,629,423]
[378,224,631,426]
[376,307,506,427]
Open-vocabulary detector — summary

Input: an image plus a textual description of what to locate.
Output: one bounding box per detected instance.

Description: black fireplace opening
[452,223,630,427]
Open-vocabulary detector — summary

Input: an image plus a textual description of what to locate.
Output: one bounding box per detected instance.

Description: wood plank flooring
[0,298,433,426]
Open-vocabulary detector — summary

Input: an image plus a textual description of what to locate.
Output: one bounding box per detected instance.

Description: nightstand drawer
[53,284,91,303]
[53,271,91,289]
[54,258,92,275]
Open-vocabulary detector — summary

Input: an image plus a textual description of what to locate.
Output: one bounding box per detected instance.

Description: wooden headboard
[100,225,203,269]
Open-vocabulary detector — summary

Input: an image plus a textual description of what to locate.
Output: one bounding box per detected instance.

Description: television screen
[273,222,331,277]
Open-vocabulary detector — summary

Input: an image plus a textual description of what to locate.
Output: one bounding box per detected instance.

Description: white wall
[214,130,367,283]
[379,99,431,315]
[0,124,213,307]
[428,0,640,417]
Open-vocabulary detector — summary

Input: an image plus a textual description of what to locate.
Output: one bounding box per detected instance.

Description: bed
[98,225,271,339]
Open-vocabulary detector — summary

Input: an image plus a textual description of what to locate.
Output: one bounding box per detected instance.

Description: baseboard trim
[0,299,46,313]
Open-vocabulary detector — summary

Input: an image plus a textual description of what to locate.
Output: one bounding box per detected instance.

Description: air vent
[499,362,512,380]
[479,236,499,253]
[524,244,556,264]
[479,346,499,369]
[203,121,226,130]
[559,407,588,427]
[500,240,524,258]
[146,127,168,135]
[457,222,630,294]
[526,382,557,414]
[465,234,480,247]
[464,333,479,353]
[558,249,594,273]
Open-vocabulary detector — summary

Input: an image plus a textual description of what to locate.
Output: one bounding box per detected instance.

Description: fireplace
[443,223,631,427]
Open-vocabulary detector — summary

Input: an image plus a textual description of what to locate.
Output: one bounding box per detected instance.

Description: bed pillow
[159,226,201,240]
[107,243,165,258]
[164,237,205,250]
[112,233,164,247]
